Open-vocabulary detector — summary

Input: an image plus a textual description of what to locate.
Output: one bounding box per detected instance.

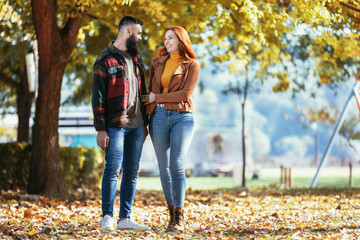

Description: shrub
[0,142,32,190]
[0,143,104,191]
[60,146,105,190]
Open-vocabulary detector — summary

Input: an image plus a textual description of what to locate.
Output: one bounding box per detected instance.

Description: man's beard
[126,34,140,57]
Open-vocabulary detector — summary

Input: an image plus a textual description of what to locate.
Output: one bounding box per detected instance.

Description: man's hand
[97,130,109,151]
[141,92,156,105]
[143,125,148,143]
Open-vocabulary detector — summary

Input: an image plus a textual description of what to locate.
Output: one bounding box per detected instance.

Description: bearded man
[92,16,149,231]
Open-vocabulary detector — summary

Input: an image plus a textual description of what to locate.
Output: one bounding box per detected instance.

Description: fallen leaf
[26,229,38,236]
[24,209,32,218]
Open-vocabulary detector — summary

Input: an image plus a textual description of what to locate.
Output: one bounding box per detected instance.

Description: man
[92,16,149,231]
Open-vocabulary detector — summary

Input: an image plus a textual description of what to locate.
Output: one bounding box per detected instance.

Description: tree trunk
[17,65,33,142]
[0,68,32,142]
[28,61,68,196]
[27,0,81,197]
[241,71,249,188]
[241,102,246,187]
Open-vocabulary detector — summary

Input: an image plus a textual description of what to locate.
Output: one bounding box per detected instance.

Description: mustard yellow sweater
[161,53,182,93]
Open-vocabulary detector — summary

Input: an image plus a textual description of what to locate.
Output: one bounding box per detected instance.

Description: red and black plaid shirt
[92,41,147,131]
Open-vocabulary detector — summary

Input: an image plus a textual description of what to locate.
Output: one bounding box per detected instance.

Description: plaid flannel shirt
[92,41,147,131]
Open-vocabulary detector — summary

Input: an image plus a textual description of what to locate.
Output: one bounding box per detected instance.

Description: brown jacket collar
[155,54,192,65]
[153,54,192,86]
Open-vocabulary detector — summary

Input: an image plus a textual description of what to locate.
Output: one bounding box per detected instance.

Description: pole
[309,82,356,188]
[315,131,319,166]
[349,163,353,187]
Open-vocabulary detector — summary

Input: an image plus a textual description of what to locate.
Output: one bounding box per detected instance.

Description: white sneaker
[117,218,150,231]
[100,215,114,231]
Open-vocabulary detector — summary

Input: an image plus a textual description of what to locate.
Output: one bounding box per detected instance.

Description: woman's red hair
[157,26,197,60]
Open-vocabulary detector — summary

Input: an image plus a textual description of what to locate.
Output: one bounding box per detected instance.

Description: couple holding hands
[92,16,199,232]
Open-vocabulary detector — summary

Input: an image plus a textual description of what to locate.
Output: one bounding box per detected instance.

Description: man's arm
[92,62,108,131]
[92,61,109,150]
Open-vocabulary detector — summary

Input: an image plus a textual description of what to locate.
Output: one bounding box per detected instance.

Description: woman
[141,26,199,232]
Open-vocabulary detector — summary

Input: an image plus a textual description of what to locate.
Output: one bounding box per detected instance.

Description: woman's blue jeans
[149,107,194,208]
[102,125,144,218]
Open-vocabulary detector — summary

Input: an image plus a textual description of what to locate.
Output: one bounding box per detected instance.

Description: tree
[205,0,292,186]
[220,47,270,187]
[26,0,83,196]
[339,114,360,156]
[0,1,35,142]
[206,0,360,186]
[284,1,360,157]
[222,73,249,187]
[287,1,360,87]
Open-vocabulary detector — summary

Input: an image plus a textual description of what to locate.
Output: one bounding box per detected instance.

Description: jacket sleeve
[155,60,199,103]
[138,56,147,93]
[148,61,155,92]
[138,57,150,126]
[92,62,108,131]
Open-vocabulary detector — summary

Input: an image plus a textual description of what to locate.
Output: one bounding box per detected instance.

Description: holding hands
[141,92,156,105]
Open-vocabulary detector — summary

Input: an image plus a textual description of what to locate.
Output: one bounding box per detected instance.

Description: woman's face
[164,30,180,54]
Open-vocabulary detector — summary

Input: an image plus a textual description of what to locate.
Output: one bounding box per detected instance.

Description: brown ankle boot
[173,207,185,232]
[167,205,175,229]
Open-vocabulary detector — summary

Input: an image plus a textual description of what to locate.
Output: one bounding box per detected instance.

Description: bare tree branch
[325,2,360,26]
[0,73,19,90]
[344,138,360,158]
[340,2,360,13]
[61,16,81,45]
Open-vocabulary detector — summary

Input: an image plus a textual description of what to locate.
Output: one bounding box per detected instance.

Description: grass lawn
[136,167,360,190]
[137,176,360,190]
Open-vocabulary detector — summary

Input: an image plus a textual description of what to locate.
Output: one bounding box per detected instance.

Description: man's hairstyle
[118,16,143,32]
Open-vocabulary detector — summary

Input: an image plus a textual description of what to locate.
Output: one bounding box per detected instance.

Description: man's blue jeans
[149,107,194,208]
[102,125,144,218]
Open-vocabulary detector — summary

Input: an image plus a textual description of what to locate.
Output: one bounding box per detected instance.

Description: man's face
[131,24,142,42]
[126,24,142,57]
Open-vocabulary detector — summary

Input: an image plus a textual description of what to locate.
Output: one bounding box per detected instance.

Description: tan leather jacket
[145,54,199,115]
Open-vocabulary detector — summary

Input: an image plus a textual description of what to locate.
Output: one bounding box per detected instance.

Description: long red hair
[157,26,197,60]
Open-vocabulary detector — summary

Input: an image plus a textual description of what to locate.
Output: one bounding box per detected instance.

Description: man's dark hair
[118,16,143,32]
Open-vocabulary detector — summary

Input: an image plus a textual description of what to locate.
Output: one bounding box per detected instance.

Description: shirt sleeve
[92,62,108,131]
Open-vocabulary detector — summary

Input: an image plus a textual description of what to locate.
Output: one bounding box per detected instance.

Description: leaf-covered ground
[1,187,360,239]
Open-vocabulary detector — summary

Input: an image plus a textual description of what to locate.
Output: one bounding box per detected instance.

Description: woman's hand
[141,92,156,105]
